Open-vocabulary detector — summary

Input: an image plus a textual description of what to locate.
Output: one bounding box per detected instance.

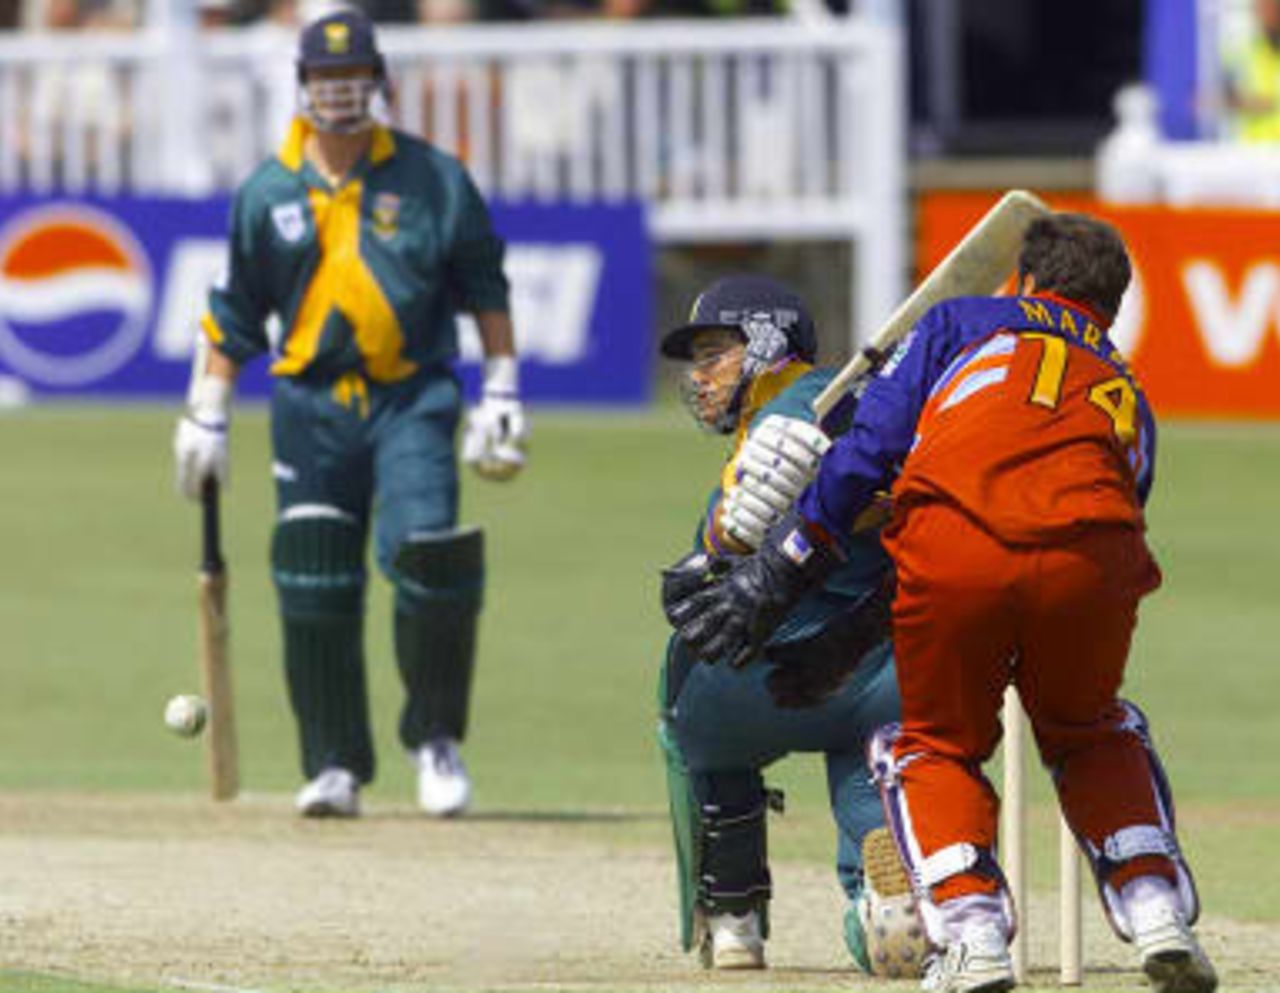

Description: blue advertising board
[0,196,651,404]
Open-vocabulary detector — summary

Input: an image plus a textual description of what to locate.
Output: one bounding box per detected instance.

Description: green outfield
[1,407,1277,993]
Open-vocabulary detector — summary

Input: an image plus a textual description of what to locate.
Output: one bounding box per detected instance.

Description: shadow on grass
[371,808,667,824]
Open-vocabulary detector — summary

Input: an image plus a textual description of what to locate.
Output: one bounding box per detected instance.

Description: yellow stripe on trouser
[272,182,418,383]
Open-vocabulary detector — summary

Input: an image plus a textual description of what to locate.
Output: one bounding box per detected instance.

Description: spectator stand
[0,0,907,351]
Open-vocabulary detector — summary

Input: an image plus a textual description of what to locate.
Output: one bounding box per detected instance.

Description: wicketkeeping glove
[721,414,831,550]
[173,376,231,500]
[660,549,731,629]
[671,510,842,669]
[463,355,529,482]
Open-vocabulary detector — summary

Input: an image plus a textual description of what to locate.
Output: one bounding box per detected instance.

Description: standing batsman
[669,215,1217,993]
[173,9,527,818]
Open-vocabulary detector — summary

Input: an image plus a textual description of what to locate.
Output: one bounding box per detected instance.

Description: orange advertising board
[918,192,1280,419]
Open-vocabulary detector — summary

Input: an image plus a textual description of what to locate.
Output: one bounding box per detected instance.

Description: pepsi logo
[0,203,153,386]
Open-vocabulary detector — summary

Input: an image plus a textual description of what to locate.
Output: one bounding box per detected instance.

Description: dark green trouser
[270,369,481,781]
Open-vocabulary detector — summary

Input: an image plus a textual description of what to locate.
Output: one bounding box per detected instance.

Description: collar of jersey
[277,116,396,175]
[1026,289,1111,329]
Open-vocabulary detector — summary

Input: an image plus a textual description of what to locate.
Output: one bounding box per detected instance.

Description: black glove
[660,550,731,629]
[672,512,842,669]
[764,573,894,709]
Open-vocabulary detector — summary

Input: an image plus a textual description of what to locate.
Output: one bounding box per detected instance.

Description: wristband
[190,376,232,425]
[483,355,519,398]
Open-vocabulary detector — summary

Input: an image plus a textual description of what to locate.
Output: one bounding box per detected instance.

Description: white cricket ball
[164,694,208,738]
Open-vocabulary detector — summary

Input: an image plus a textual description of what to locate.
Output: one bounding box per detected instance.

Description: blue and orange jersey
[798,294,1156,545]
[202,118,508,383]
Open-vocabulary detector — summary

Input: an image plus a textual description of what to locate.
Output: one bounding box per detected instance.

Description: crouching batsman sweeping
[658,275,929,976]
[664,214,1218,993]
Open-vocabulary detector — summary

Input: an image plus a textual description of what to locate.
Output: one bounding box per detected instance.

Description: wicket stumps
[1002,687,1083,985]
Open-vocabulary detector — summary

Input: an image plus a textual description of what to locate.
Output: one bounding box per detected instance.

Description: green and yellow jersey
[203,117,509,383]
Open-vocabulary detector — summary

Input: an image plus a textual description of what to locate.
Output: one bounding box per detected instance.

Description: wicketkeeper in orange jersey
[666,213,1218,993]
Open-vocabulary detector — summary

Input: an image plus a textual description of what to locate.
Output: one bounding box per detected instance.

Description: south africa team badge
[372,193,400,241]
[271,202,307,244]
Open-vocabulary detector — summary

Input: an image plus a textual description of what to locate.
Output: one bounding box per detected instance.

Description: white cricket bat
[812,190,1052,420]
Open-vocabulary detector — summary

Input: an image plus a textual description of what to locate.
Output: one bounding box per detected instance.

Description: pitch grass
[0,408,1277,993]
[0,974,158,993]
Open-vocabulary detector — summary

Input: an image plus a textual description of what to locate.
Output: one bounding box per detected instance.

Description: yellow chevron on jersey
[270,180,416,382]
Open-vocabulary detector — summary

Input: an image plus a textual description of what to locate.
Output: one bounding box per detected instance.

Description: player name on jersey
[920,192,1280,419]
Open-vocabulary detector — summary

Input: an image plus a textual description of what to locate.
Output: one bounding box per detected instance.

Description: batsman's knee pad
[393,526,484,612]
[272,509,367,617]
[867,723,1016,949]
[272,509,371,779]
[393,528,484,744]
[1081,700,1201,942]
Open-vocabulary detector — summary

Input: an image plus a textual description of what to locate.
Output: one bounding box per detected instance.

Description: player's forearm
[185,342,240,429]
[473,310,516,359]
[205,346,241,385]
[796,443,884,539]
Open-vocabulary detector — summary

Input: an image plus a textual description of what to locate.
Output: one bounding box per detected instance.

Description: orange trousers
[883,500,1172,903]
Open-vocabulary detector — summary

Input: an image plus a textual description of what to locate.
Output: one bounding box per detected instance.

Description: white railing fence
[0,18,905,337]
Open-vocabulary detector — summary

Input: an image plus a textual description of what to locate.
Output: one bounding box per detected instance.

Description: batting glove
[173,376,231,501]
[463,356,529,482]
[721,414,831,549]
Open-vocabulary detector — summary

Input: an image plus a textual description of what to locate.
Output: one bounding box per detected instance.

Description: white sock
[938,893,1008,944]
[1120,874,1181,932]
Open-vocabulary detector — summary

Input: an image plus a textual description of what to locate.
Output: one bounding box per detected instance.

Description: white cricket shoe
[702,910,766,970]
[415,737,471,817]
[295,767,360,818]
[921,923,1016,993]
[1133,904,1218,993]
